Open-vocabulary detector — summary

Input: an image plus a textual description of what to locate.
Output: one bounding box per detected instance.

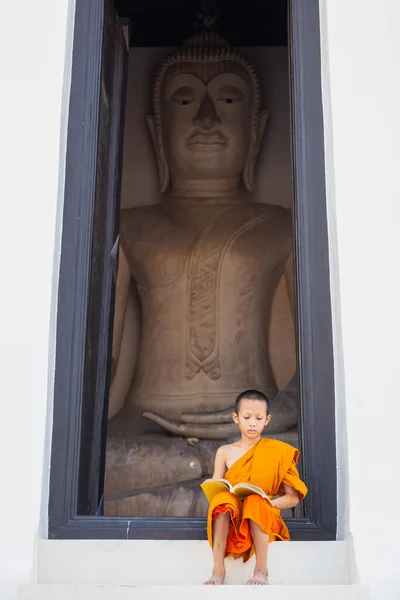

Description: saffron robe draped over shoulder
[207,438,308,562]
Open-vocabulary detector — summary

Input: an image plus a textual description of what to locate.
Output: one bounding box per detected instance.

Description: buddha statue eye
[217,95,242,104]
[171,94,194,106]
[170,96,194,105]
[170,86,196,106]
[216,87,244,104]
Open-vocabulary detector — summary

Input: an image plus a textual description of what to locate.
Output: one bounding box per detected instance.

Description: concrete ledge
[19,584,369,600]
[38,540,349,585]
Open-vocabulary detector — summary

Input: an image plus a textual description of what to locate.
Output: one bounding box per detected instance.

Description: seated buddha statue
[108,31,298,442]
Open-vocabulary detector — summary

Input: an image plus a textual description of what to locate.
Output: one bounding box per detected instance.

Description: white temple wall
[0,1,75,598]
[320,0,400,593]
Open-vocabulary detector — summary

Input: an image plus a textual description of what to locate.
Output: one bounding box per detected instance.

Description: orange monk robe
[207,438,308,562]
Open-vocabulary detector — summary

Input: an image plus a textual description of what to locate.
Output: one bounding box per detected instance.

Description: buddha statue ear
[147,115,170,193]
[243,110,268,193]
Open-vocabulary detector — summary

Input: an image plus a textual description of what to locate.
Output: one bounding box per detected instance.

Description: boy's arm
[211,446,228,479]
[271,483,300,510]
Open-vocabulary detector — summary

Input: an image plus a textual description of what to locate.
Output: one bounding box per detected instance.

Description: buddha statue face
[148,34,268,193]
[161,61,253,183]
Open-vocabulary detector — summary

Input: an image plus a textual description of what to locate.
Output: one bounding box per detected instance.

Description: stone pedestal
[104,431,299,517]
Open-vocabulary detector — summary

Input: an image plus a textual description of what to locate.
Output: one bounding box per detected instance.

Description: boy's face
[232,398,271,438]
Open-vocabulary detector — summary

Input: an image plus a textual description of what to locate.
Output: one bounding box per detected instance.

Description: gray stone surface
[105,480,209,518]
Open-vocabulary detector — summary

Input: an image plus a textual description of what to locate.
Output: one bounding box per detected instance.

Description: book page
[200,479,231,504]
[233,483,272,502]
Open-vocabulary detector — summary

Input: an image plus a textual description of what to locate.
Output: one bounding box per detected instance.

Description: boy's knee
[215,511,230,521]
[248,517,260,529]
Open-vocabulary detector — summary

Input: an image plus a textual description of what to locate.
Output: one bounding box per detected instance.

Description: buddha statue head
[147,32,268,194]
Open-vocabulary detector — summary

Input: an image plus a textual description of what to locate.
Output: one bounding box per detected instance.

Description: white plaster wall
[0,1,75,598]
[320,0,400,592]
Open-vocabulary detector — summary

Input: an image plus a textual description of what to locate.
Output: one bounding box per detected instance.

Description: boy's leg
[247,519,269,585]
[204,512,230,585]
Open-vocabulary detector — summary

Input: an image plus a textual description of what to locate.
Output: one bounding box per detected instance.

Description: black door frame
[48,0,336,540]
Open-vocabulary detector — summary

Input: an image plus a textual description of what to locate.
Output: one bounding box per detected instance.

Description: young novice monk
[204,389,307,586]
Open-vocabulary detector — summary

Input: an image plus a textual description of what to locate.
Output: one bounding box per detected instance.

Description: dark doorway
[115,0,288,46]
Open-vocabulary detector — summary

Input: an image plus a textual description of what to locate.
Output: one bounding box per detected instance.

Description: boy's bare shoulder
[215,443,230,456]
[217,442,239,452]
[215,443,236,459]
[216,442,241,459]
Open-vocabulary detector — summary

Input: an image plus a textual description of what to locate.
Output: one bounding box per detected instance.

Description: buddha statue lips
[110,32,298,441]
[187,130,227,149]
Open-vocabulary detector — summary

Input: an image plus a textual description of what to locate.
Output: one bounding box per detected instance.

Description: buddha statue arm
[284,252,295,316]
[111,244,131,376]
[108,245,141,420]
[268,252,298,429]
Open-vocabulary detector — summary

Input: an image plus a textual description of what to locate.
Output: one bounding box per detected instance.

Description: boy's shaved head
[234,389,270,415]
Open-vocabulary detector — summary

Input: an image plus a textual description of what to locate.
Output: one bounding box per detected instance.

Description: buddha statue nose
[194,94,221,129]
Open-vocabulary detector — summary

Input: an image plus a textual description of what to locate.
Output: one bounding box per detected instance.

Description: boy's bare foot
[247,571,269,585]
[203,569,226,585]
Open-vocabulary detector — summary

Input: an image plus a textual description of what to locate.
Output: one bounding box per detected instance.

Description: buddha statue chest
[120,201,291,418]
[121,201,290,285]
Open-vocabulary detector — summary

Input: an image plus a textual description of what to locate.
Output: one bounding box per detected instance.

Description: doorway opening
[49,0,336,540]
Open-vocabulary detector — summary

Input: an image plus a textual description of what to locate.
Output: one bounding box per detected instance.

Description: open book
[200,478,274,505]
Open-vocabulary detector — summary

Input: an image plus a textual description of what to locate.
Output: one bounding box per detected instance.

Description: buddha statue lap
[104,31,298,517]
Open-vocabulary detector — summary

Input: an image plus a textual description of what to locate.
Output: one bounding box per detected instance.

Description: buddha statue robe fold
[207,438,308,562]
